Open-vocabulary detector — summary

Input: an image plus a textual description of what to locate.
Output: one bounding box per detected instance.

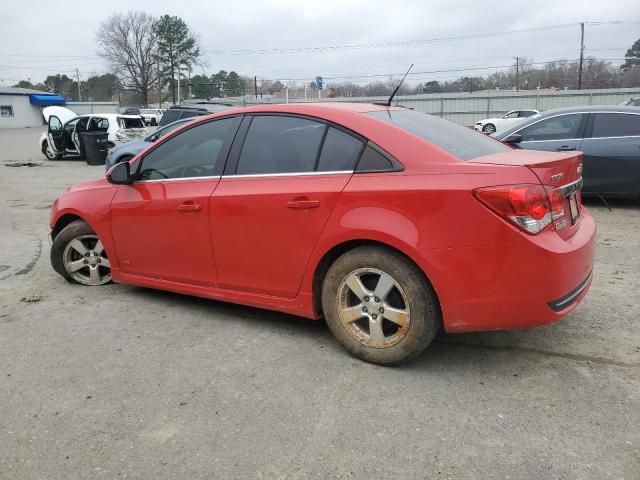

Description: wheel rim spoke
[345,274,369,301]
[368,318,385,346]
[100,258,110,268]
[374,272,395,301]
[93,240,104,255]
[67,259,86,273]
[382,305,410,328]
[69,239,88,255]
[340,304,364,325]
[88,265,101,284]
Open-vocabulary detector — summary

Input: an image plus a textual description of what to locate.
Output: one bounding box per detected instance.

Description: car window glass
[160,110,180,125]
[88,117,108,131]
[356,145,394,172]
[119,117,144,129]
[64,118,80,131]
[148,120,187,141]
[138,118,234,180]
[591,113,640,138]
[49,116,62,131]
[503,111,519,119]
[76,117,89,131]
[367,110,510,161]
[317,127,363,172]
[236,116,325,175]
[180,111,201,120]
[519,114,583,141]
[519,111,536,118]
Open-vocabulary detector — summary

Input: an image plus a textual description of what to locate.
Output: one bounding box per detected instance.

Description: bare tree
[96,11,158,106]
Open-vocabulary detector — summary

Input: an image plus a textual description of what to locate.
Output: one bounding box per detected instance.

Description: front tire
[51,220,112,286]
[322,246,440,365]
[42,141,61,160]
[482,123,496,134]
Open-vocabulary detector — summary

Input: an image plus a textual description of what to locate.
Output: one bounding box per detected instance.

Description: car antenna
[374,63,414,107]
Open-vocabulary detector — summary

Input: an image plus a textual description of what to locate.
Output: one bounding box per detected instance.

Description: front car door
[47,115,65,154]
[514,112,588,153]
[211,114,364,298]
[580,111,640,196]
[110,116,241,286]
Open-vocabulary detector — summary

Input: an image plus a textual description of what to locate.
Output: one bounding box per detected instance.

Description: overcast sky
[0,0,638,87]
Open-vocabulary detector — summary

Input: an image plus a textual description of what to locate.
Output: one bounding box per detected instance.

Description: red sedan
[49,103,596,364]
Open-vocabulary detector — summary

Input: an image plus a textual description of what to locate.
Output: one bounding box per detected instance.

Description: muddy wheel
[322,246,440,365]
[42,141,61,160]
[50,220,112,286]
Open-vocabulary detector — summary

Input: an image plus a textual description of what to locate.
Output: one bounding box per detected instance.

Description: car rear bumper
[422,207,597,333]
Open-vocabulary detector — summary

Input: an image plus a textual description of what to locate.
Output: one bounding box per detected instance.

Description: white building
[0,87,66,128]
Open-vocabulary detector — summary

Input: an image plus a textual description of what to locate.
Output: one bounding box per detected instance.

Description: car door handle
[556,146,576,151]
[287,199,320,210]
[177,202,202,212]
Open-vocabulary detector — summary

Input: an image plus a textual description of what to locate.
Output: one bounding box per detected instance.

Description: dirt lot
[0,127,639,479]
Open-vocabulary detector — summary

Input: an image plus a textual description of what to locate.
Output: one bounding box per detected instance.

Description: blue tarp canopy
[29,94,65,106]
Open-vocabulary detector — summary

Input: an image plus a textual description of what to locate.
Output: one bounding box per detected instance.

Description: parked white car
[39,106,148,160]
[474,109,540,134]
[140,108,164,126]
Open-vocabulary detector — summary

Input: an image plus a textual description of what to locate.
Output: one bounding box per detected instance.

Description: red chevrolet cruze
[49,103,596,364]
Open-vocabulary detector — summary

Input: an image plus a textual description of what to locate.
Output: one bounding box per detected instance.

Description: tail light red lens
[473,184,566,234]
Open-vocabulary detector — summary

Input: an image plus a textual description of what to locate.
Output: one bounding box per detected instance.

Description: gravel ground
[0,127,639,479]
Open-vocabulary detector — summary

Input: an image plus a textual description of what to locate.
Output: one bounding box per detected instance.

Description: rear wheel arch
[311,239,441,317]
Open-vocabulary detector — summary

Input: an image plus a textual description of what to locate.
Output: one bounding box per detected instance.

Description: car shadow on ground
[122,285,595,372]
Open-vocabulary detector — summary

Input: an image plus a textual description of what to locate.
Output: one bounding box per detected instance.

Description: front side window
[368,110,510,161]
[518,114,584,142]
[519,111,537,118]
[591,113,640,138]
[236,116,325,175]
[49,116,62,130]
[89,117,109,131]
[503,111,519,119]
[138,118,235,180]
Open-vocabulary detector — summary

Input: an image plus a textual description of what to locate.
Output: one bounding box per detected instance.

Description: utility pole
[75,68,82,101]
[254,76,258,100]
[157,57,162,109]
[188,66,192,100]
[578,22,585,90]
[514,57,519,92]
[176,58,181,105]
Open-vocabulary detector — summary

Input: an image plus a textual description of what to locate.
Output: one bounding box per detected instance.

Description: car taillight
[473,184,567,234]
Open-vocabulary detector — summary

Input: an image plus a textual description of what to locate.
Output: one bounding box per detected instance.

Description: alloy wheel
[336,268,411,348]
[62,234,111,285]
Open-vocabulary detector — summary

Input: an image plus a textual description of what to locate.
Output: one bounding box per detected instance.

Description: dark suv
[158,103,235,126]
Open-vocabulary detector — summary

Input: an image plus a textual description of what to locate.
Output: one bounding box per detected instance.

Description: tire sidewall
[322,246,440,365]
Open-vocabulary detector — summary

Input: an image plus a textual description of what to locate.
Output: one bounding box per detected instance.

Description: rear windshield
[117,117,145,129]
[367,110,510,161]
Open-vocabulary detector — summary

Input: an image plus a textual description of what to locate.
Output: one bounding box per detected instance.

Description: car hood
[43,106,77,124]
[65,178,110,193]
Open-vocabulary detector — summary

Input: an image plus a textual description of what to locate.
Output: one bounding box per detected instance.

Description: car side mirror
[503,133,523,145]
[107,161,132,185]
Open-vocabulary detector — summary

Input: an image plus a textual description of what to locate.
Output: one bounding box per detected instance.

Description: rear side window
[591,113,640,138]
[236,116,325,174]
[160,110,180,125]
[356,145,395,172]
[367,110,510,161]
[119,117,144,129]
[180,110,202,120]
[317,127,363,172]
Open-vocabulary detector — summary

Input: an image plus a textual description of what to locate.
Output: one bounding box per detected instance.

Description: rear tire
[42,141,61,160]
[322,246,440,365]
[51,220,112,286]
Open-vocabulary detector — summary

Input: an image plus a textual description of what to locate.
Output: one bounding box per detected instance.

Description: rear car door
[579,112,640,196]
[516,113,587,153]
[110,117,241,286]
[211,114,364,298]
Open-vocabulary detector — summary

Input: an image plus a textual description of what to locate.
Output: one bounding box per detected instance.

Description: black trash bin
[80,132,110,166]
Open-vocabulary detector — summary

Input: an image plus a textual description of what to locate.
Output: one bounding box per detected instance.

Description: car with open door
[40,106,148,161]
[49,103,595,365]
[474,109,540,134]
[494,106,640,199]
